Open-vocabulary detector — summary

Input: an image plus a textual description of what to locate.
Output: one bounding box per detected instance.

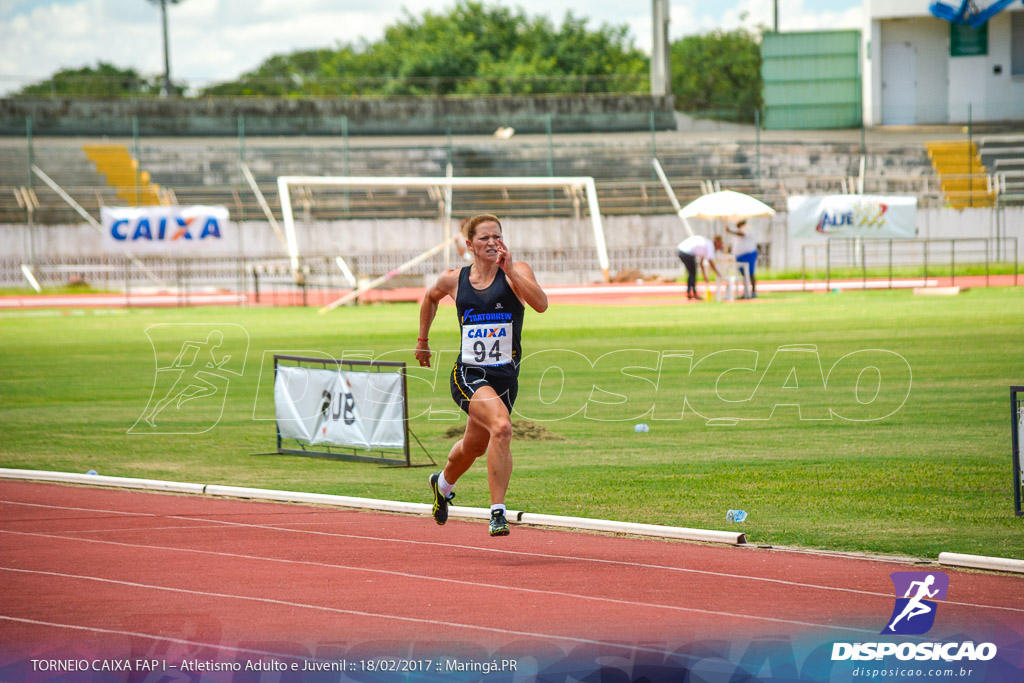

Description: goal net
[275,175,611,310]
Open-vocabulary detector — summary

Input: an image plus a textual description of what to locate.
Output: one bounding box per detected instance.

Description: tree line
[12,1,763,121]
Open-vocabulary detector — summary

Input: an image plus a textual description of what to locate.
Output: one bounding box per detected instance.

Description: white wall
[868,0,933,20]
[769,206,1024,273]
[864,3,1024,125]
[981,11,1024,120]
[879,18,950,124]
[863,19,881,127]
[949,56,988,121]
[4,209,1023,282]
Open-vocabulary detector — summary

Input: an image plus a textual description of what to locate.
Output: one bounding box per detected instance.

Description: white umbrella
[679,190,776,221]
[678,190,774,297]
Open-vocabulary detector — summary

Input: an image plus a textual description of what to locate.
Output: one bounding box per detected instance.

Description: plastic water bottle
[634,423,649,433]
[726,509,747,523]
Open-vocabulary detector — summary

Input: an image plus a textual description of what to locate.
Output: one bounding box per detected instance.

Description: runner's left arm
[508,262,548,313]
[496,239,548,313]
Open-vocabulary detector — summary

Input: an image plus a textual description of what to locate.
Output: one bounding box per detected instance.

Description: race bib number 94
[461,323,513,366]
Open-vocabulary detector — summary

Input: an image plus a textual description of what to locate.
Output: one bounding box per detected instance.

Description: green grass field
[1,287,1022,560]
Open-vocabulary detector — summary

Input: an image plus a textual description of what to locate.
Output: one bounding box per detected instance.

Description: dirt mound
[443,419,565,441]
[610,268,672,283]
[512,420,565,440]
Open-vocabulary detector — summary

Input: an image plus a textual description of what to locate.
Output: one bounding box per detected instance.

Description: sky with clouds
[0,0,863,95]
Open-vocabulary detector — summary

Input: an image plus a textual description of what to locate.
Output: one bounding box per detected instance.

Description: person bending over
[677,234,723,300]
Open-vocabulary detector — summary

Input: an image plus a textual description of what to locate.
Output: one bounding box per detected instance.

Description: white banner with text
[101,205,229,253]
[274,365,406,451]
[787,195,917,239]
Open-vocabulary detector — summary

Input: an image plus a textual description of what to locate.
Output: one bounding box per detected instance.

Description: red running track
[1,480,1022,677]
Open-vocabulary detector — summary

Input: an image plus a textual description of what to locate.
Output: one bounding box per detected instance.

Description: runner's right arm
[415,269,458,368]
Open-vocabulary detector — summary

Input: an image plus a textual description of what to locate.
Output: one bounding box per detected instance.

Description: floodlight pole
[319,239,449,313]
[240,163,288,250]
[443,163,453,270]
[651,0,672,96]
[652,158,695,238]
[160,0,172,96]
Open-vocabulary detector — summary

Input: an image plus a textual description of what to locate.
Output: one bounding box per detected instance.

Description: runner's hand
[414,341,431,368]
[496,238,512,272]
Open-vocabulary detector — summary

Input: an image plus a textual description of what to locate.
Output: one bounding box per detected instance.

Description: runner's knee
[490,418,512,444]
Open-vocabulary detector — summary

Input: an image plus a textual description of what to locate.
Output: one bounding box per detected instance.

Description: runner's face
[469,222,502,263]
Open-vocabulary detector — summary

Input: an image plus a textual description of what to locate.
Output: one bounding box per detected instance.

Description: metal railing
[800,237,1019,290]
[4,236,1018,308]
[2,244,690,303]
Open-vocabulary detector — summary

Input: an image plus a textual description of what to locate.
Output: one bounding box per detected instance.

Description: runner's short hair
[462,214,502,240]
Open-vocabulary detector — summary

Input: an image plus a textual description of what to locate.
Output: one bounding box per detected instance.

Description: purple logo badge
[881,571,949,635]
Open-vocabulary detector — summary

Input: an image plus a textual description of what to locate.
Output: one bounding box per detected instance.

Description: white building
[862,0,1024,125]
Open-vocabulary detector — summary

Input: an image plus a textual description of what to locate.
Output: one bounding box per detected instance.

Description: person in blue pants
[726,219,759,299]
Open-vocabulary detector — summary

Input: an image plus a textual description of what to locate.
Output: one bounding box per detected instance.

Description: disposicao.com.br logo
[831,572,998,663]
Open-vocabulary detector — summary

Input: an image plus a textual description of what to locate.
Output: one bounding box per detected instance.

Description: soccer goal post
[276,175,612,294]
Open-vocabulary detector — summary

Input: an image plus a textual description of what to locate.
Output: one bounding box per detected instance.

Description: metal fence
[1,245,685,305]
[799,237,1019,290]
[2,235,1017,307]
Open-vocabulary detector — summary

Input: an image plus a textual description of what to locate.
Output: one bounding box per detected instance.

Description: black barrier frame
[272,354,428,467]
[1013,386,1023,517]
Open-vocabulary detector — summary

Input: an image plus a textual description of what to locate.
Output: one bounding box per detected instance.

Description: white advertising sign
[274,366,406,451]
[787,195,917,239]
[101,205,229,253]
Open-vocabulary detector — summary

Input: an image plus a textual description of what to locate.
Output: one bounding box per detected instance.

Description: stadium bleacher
[0,134,958,225]
[0,143,121,223]
[979,133,1024,205]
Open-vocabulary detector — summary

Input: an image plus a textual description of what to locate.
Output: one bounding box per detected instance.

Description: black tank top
[455,266,525,378]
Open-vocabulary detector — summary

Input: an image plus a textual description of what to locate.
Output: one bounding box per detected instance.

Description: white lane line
[0,529,878,634]
[0,499,157,516]
[2,499,1021,615]
[0,567,844,652]
[0,615,318,661]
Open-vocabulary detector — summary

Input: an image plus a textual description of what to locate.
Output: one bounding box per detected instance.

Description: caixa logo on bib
[831,571,998,663]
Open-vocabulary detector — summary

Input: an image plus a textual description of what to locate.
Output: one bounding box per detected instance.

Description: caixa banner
[101,205,229,253]
[787,195,917,239]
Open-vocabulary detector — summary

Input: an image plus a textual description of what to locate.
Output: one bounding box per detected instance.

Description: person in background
[726,219,758,298]
[677,234,723,300]
[452,216,474,262]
